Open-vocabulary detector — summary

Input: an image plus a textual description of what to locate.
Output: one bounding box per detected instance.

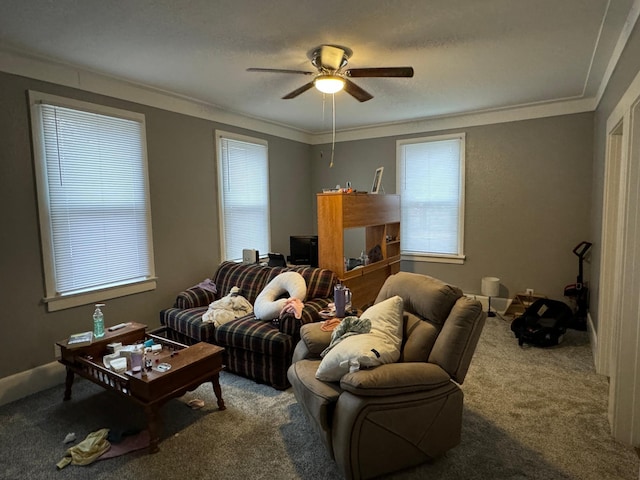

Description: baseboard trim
[464,293,511,315]
[587,312,599,369]
[0,361,65,407]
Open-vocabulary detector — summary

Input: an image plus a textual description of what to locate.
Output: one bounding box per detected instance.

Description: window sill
[401,253,466,265]
[43,278,157,312]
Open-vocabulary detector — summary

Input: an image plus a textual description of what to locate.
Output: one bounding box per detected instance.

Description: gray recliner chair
[287,272,486,479]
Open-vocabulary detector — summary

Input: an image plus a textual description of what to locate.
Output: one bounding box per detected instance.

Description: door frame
[598,66,640,446]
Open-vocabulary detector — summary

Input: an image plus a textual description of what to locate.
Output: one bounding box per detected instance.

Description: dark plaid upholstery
[159,306,216,343]
[214,315,291,355]
[284,265,336,300]
[159,261,338,388]
[212,261,277,304]
[174,287,217,309]
[223,346,292,390]
[212,261,336,303]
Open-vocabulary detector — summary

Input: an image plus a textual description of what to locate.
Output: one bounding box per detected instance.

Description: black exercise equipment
[563,241,592,331]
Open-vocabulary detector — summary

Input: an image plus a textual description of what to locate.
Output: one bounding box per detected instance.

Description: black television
[289,235,318,267]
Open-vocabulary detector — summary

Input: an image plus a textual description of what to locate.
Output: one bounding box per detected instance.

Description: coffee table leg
[212,373,225,410]
[63,368,74,401]
[145,405,161,453]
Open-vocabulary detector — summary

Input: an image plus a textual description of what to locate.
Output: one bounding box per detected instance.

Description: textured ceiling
[0,0,636,134]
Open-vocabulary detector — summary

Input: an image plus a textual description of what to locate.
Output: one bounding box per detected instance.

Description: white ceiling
[0,0,637,136]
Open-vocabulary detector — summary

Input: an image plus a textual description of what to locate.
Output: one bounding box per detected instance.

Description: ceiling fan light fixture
[314,75,345,94]
[248,44,412,101]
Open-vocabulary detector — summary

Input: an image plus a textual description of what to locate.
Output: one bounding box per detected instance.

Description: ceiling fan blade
[345,67,414,78]
[343,78,373,102]
[320,45,344,71]
[282,81,315,99]
[247,67,314,75]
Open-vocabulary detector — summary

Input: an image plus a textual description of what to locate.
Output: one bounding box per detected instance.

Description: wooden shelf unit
[317,192,401,309]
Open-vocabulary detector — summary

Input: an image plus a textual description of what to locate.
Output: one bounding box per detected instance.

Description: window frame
[29,91,156,312]
[215,130,270,262]
[396,132,466,264]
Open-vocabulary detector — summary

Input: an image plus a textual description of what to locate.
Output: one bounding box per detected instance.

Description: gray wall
[590,20,640,329]
[0,68,607,385]
[0,71,312,380]
[311,114,594,299]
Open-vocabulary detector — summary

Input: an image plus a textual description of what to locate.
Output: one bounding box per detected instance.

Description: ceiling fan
[247,44,414,102]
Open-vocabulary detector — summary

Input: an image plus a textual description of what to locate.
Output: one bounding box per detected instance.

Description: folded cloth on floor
[99,430,150,460]
[107,427,141,443]
[56,428,110,469]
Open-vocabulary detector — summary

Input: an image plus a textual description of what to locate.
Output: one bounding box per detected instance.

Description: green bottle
[93,303,105,338]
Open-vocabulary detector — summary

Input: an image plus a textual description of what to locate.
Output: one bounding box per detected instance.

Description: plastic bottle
[93,303,105,338]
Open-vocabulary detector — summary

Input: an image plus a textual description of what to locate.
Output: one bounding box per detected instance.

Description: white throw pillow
[315,295,404,381]
[362,294,404,349]
[254,272,307,320]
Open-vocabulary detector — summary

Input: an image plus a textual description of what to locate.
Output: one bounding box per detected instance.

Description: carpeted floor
[0,316,637,479]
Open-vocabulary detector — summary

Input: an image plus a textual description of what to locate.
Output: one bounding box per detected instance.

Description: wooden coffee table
[56,322,225,453]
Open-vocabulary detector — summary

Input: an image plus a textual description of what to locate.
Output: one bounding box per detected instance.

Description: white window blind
[30,92,155,310]
[217,132,269,261]
[397,134,465,262]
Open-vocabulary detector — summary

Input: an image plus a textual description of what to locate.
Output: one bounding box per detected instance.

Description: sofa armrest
[174,287,217,309]
[278,297,332,337]
[339,362,451,397]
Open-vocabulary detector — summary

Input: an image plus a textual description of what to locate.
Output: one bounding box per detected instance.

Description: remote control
[108,322,130,332]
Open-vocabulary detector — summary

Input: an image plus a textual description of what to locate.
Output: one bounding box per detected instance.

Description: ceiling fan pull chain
[322,93,326,128]
[329,93,336,168]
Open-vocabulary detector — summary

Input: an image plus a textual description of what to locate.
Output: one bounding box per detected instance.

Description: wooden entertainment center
[317,192,401,309]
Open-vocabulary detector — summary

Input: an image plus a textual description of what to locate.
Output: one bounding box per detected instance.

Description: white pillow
[254,272,307,320]
[315,295,404,381]
[362,294,404,348]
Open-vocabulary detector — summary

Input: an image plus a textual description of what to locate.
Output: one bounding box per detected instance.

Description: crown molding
[595,0,640,108]
[308,97,597,144]
[0,46,601,146]
[0,46,314,144]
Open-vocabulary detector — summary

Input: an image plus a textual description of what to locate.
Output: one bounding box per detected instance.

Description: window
[216,131,270,261]
[30,91,156,311]
[396,133,465,263]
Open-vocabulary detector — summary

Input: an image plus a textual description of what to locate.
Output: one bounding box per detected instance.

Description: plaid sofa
[159,261,337,389]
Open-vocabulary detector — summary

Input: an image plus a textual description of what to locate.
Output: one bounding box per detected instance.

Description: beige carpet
[0,316,637,479]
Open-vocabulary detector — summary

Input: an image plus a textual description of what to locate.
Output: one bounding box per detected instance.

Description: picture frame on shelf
[371,166,384,194]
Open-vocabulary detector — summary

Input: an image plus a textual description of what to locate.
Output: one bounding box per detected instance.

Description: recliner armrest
[428,296,485,384]
[339,362,451,397]
[300,320,332,353]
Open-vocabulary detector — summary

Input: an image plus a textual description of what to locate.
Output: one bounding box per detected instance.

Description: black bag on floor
[511,298,573,347]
